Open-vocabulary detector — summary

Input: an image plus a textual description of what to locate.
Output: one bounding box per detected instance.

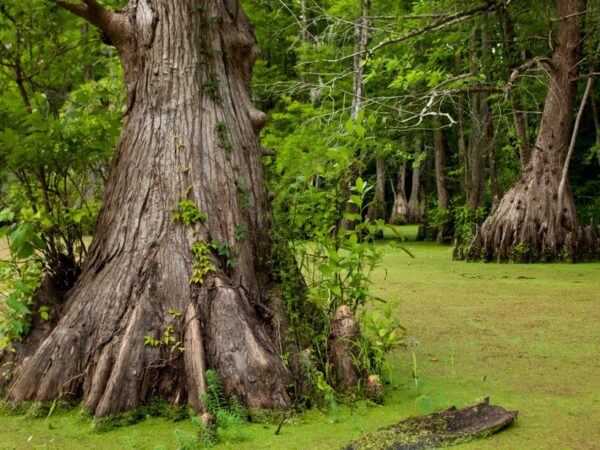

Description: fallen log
[344,397,517,450]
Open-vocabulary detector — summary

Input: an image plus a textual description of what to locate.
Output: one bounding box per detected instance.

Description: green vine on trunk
[190,241,217,285]
[234,179,250,213]
[171,200,207,226]
[143,307,185,353]
[215,121,233,152]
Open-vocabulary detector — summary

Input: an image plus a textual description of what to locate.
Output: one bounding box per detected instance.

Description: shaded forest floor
[1,231,600,449]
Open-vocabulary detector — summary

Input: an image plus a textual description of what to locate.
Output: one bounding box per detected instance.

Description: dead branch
[369,2,495,55]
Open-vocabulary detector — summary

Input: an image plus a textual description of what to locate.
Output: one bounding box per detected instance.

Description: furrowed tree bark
[468,0,588,262]
[5,0,291,417]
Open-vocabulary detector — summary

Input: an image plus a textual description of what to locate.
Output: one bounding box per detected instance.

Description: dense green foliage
[245,0,600,238]
[0,1,123,345]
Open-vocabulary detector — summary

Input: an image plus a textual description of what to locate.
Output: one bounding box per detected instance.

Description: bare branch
[572,72,600,81]
[366,14,444,20]
[550,10,593,21]
[503,57,555,97]
[558,41,600,212]
[558,74,594,209]
[369,2,494,55]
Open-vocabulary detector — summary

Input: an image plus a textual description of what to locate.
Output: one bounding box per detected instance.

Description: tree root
[3,251,290,417]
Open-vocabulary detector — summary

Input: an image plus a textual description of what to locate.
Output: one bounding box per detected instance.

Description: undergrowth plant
[177,369,249,449]
[453,205,487,243]
[0,210,45,350]
[354,306,407,382]
[269,174,406,403]
[264,106,409,402]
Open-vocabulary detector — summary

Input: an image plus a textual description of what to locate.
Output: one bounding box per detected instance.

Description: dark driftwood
[344,397,517,450]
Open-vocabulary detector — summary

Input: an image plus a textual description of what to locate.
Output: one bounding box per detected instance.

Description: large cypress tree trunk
[4,0,290,417]
[469,0,586,262]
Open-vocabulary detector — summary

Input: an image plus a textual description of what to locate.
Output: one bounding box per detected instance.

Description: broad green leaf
[355,177,365,193]
[345,119,354,135]
[349,195,363,206]
[6,297,31,315]
[0,208,14,222]
[356,123,366,138]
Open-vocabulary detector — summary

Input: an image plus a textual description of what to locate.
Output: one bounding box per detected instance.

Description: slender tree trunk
[389,139,409,224]
[488,132,499,212]
[470,0,587,262]
[351,0,370,122]
[407,136,425,223]
[498,2,530,166]
[592,84,600,167]
[299,0,311,88]
[367,157,386,220]
[511,97,530,166]
[5,0,291,417]
[467,18,492,211]
[457,96,470,198]
[433,122,451,242]
[338,0,370,232]
[301,0,310,43]
[467,95,487,210]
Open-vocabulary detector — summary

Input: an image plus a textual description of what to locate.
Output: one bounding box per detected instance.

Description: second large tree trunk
[468,0,585,262]
[5,0,290,417]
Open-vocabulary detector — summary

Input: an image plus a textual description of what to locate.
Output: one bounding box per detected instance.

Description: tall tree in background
[433,119,451,242]
[389,138,409,224]
[407,135,426,223]
[471,0,587,261]
[5,0,291,416]
[339,0,371,231]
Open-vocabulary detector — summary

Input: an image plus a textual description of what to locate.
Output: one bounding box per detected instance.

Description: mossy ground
[1,230,600,449]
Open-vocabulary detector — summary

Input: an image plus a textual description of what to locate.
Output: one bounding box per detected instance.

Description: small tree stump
[344,397,517,450]
[365,374,383,404]
[330,305,362,389]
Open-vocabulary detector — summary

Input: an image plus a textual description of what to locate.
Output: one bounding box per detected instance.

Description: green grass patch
[1,240,600,449]
[382,224,420,241]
